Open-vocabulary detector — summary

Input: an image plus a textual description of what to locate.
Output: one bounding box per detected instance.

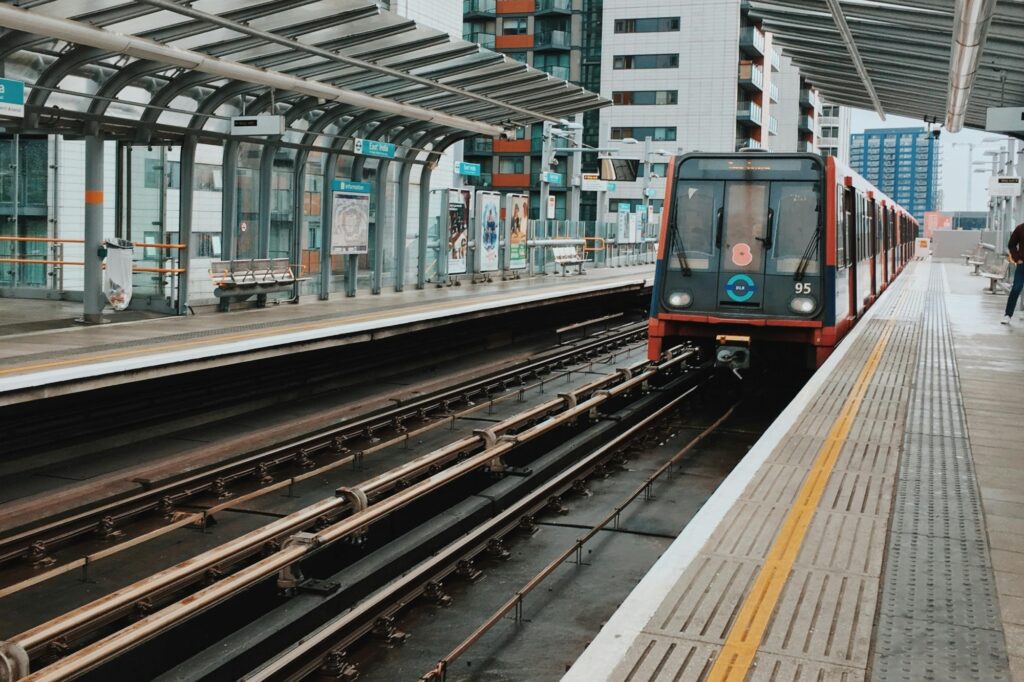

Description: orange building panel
[493,139,532,153]
[492,173,531,188]
[495,34,534,49]
[497,0,536,13]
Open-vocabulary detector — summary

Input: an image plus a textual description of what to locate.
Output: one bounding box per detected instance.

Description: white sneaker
[1002,316,1011,325]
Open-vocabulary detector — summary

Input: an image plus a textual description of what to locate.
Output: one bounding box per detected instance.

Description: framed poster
[506,193,529,270]
[475,191,501,272]
[331,180,371,254]
[446,189,469,274]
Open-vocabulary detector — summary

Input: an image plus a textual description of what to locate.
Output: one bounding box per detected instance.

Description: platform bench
[979,251,1010,294]
[552,246,585,276]
[965,243,993,275]
[210,258,305,311]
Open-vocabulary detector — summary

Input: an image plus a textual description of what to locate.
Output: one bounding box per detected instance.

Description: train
[647,152,917,369]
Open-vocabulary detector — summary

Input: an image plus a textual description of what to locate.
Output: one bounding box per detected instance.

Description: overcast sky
[849,109,1014,213]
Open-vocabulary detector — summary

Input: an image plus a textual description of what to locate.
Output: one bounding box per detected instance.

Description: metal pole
[177,137,196,314]
[320,152,337,300]
[417,164,434,290]
[221,140,238,262]
[539,121,552,266]
[642,136,652,243]
[82,132,104,324]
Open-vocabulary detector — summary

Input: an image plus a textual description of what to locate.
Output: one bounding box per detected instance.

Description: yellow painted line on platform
[705,316,897,681]
[0,280,635,379]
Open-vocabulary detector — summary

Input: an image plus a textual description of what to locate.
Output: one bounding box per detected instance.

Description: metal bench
[552,245,585,276]
[965,242,993,275]
[209,257,305,311]
[979,251,1010,294]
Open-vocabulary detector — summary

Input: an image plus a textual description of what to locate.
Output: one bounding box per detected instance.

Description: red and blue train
[647,152,917,369]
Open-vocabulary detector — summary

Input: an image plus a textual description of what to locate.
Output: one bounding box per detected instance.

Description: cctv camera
[932,129,941,139]
[499,129,516,141]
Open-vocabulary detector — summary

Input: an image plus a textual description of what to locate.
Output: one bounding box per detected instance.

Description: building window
[502,17,528,35]
[820,126,838,138]
[612,53,679,70]
[639,162,668,177]
[506,51,528,63]
[498,157,524,174]
[612,90,678,105]
[610,126,677,142]
[614,17,680,33]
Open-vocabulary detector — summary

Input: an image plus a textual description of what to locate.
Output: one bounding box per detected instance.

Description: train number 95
[794,282,812,294]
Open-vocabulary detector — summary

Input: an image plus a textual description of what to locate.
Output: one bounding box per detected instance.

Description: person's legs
[1005,263,1024,317]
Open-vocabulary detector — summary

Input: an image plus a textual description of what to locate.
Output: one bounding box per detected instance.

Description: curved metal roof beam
[823,0,885,120]
[0,3,510,138]
[946,0,996,132]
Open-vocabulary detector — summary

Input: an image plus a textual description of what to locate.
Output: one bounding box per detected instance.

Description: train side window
[836,185,846,268]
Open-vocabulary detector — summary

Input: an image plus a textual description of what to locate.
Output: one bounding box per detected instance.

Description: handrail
[0,236,187,249]
[583,237,606,253]
[0,258,185,274]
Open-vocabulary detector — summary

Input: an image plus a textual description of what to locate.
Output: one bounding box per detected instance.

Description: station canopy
[0,0,608,147]
[750,0,1024,130]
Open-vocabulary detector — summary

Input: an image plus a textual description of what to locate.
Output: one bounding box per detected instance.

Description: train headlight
[789,296,817,315]
[667,291,692,308]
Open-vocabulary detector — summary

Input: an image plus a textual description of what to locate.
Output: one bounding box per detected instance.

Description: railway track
[0,322,647,574]
[0,328,699,680]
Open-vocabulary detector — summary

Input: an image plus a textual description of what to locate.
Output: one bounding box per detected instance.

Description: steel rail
[0,324,645,567]
[7,348,692,678]
[243,375,712,682]
[424,402,739,681]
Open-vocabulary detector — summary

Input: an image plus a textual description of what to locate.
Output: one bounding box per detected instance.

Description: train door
[868,196,877,298]
[843,186,857,319]
[877,201,888,286]
[717,180,769,310]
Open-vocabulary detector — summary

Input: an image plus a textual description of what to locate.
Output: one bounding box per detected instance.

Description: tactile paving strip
[870,265,1011,682]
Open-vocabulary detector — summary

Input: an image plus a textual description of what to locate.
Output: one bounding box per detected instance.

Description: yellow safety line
[705,315,897,681]
[0,281,622,379]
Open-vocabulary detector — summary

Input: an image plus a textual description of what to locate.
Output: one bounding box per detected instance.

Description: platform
[565,260,1023,682]
[0,267,651,406]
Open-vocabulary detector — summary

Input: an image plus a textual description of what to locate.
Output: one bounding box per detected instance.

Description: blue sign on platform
[617,202,632,214]
[607,181,617,192]
[457,161,481,177]
[540,171,564,184]
[0,78,25,118]
[353,138,396,159]
[725,273,757,302]
[332,180,373,193]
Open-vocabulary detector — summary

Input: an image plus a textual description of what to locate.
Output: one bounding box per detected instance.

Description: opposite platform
[565,260,1023,682]
[0,266,651,405]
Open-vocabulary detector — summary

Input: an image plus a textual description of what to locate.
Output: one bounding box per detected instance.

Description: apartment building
[818,102,851,163]
[850,127,941,226]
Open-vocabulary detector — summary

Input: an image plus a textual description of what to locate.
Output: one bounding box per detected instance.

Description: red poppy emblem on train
[731,242,753,267]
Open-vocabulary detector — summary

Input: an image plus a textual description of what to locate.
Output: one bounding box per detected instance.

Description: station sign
[539,171,563,185]
[229,115,285,136]
[988,176,1022,197]
[581,172,606,192]
[354,138,396,159]
[333,180,373,193]
[0,78,25,119]
[457,161,481,177]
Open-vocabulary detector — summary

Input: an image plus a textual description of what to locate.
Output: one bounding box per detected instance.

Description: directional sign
[457,161,481,177]
[333,180,373,193]
[581,173,606,192]
[353,138,396,159]
[539,171,564,185]
[0,78,25,118]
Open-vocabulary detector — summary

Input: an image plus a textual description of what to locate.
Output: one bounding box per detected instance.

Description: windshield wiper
[793,227,821,281]
[669,221,692,276]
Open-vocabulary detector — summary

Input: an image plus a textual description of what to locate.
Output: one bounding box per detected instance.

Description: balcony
[533,30,571,50]
[465,138,493,155]
[798,140,815,153]
[494,138,531,153]
[463,0,497,16]
[768,115,778,135]
[799,88,817,108]
[736,101,762,126]
[798,115,814,132]
[535,0,571,14]
[539,63,570,80]
[739,27,765,57]
[495,33,534,49]
[530,134,569,153]
[497,0,535,13]
[738,63,764,91]
[466,173,493,187]
[492,172,531,188]
[769,48,780,71]
[736,138,762,151]
[463,31,495,49]
[769,82,779,103]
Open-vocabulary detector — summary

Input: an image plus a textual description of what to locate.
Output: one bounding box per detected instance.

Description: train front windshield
[663,155,823,316]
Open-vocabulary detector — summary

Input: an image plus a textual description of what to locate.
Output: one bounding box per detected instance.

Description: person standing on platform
[1003,222,1024,324]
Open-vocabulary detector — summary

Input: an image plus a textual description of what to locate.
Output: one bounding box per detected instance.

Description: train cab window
[722,182,768,274]
[671,181,720,270]
[768,182,819,275]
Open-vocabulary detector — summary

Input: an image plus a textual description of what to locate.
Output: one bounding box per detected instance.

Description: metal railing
[462,31,495,49]
[533,30,571,49]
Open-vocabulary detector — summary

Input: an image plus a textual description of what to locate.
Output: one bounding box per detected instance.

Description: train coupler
[715,335,751,373]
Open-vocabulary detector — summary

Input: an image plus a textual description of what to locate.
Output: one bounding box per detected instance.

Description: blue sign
[457,161,481,177]
[607,181,617,192]
[617,202,632,214]
[332,180,372,193]
[353,138,396,159]
[725,274,757,302]
[0,78,25,118]
[540,171,563,184]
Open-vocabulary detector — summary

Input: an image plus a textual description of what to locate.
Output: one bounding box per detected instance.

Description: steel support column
[222,140,239,262]
[320,151,337,300]
[177,136,196,314]
[82,132,105,323]
[258,142,276,258]
[417,162,434,290]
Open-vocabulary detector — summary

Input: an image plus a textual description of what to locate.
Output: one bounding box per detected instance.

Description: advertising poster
[476,191,501,272]
[628,212,640,244]
[447,189,469,275]
[331,180,371,255]
[616,203,631,244]
[506,193,529,270]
